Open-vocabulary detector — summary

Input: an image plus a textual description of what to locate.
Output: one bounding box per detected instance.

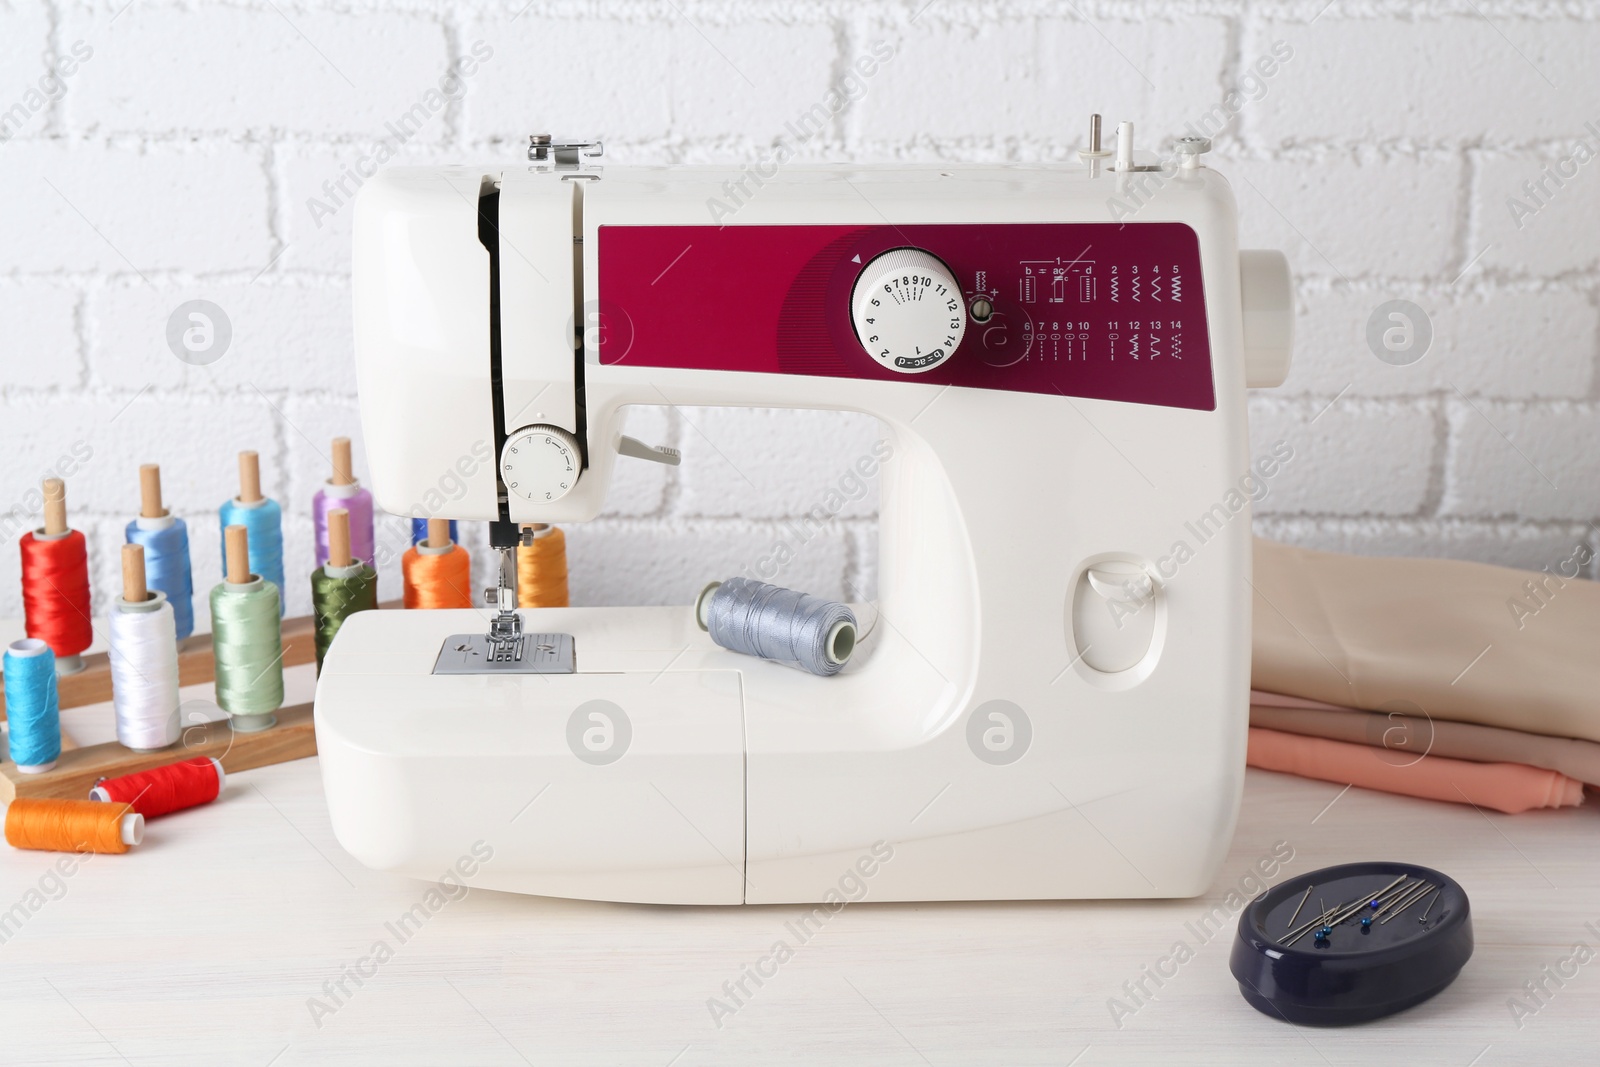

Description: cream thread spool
[107,544,181,752]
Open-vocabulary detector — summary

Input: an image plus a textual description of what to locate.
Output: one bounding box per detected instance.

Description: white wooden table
[1,658,1595,1065]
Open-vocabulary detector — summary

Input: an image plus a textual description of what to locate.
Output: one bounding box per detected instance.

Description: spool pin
[122,543,149,604]
[139,463,167,520]
[42,477,67,538]
[238,450,263,505]
[327,508,354,571]
[331,437,355,487]
[226,524,253,585]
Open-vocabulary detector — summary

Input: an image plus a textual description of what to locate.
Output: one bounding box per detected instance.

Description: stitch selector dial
[850,248,966,374]
[500,424,582,503]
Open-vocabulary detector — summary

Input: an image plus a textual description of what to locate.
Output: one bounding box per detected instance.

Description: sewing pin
[1366,878,1417,911]
[1286,885,1313,930]
[1289,876,1409,946]
[1283,875,1407,947]
[1282,902,1343,947]
[1418,890,1440,923]
[1370,882,1422,922]
[1380,883,1435,924]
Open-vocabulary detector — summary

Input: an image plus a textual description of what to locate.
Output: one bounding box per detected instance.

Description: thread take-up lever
[618,436,681,466]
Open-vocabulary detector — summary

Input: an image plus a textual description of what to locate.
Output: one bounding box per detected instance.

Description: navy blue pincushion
[1230,861,1473,1025]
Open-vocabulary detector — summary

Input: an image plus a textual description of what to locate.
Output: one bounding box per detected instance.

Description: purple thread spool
[313,483,374,568]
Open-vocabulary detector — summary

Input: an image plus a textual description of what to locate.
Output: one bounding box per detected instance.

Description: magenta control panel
[596,222,1215,411]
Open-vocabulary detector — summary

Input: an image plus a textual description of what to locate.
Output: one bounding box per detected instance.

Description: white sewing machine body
[317,141,1293,904]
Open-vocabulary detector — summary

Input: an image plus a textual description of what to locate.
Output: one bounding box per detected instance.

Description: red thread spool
[20,529,93,663]
[90,757,225,818]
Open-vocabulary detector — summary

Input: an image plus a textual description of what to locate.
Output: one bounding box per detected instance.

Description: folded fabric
[1253,539,1600,744]
[1246,726,1585,814]
[1250,698,1600,787]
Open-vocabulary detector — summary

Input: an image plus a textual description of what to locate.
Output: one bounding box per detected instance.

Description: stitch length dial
[499,424,582,503]
[849,248,966,374]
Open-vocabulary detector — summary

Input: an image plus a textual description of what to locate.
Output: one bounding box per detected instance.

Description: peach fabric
[1250,697,1600,787]
[1247,726,1585,815]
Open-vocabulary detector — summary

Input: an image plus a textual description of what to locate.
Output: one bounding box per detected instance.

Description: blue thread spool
[126,517,194,640]
[126,465,194,640]
[412,518,457,545]
[4,638,62,773]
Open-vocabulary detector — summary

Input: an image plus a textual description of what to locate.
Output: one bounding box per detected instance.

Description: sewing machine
[315,121,1294,904]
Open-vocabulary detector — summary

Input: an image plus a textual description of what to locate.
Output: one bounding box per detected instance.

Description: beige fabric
[1252,538,1600,743]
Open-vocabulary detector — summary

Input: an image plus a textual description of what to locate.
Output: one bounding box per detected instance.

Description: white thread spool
[108,545,181,751]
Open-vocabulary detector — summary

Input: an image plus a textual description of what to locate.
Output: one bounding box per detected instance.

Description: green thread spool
[209,577,283,732]
[311,563,378,671]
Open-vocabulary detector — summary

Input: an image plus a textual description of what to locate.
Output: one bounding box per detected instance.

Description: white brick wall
[3,0,1599,629]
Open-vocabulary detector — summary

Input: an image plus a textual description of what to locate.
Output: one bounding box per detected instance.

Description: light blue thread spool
[220,496,286,616]
[126,516,195,639]
[696,578,857,677]
[4,638,62,773]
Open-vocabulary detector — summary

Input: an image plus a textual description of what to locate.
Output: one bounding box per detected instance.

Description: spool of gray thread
[695,578,857,677]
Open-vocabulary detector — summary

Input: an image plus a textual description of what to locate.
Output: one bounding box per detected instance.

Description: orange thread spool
[517,525,568,608]
[402,544,474,609]
[5,798,143,854]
